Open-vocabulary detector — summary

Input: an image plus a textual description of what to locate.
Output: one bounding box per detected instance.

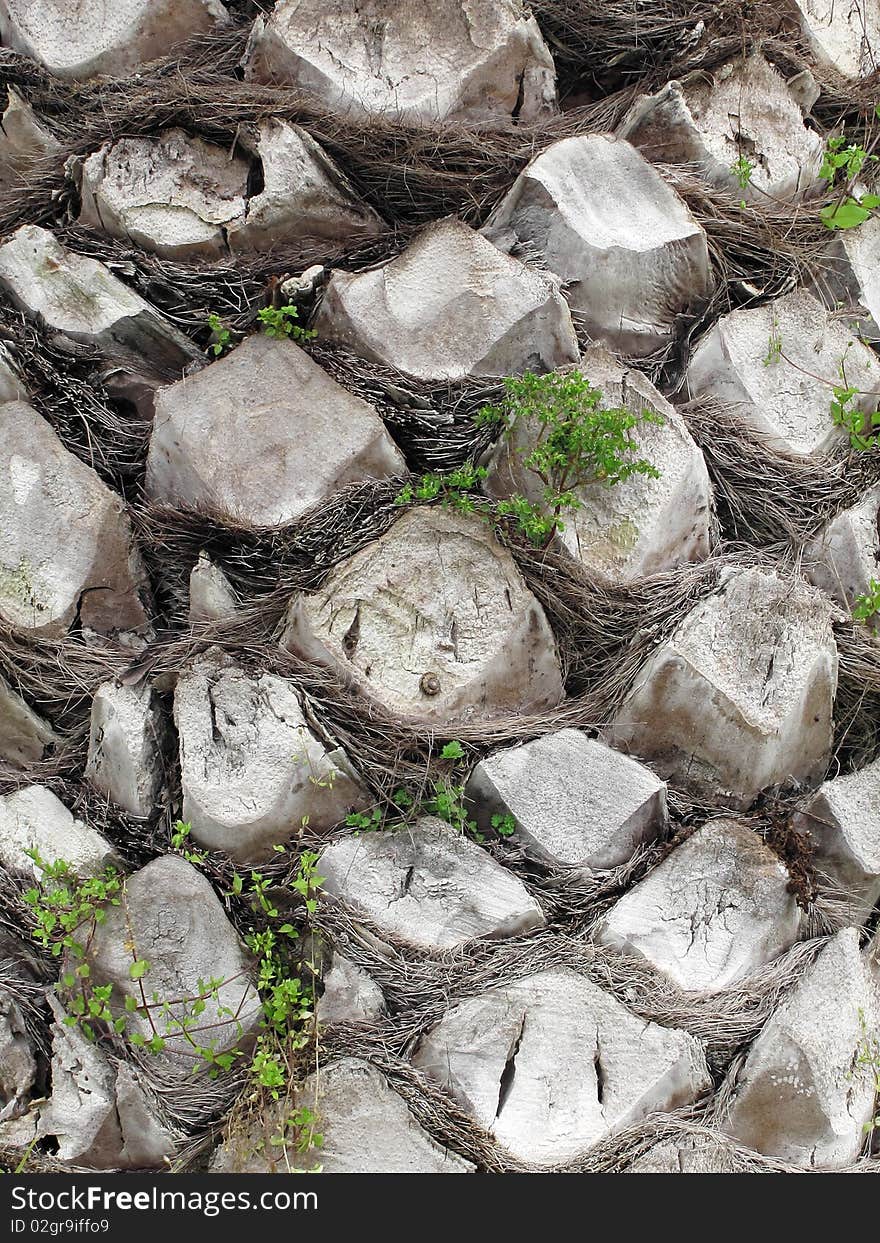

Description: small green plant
[494,494,558,546]
[206,312,233,357]
[23,834,327,1167]
[396,463,488,515]
[819,133,880,230]
[343,742,514,844]
[345,806,386,833]
[24,833,325,1100]
[23,854,123,960]
[853,578,880,625]
[763,317,782,366]
[476,369,663,545]
[731,154,754,189]
[23,850,242,1059]
[427,775,478,837]
[854,1010,880,1140]
[730,154,754,208]
[491,812,517,838]
[820,194,880,231]
[270,1106,324,1156]
[171,819,207,866]
[820,135,875,186]
[257,304,315,342]
[22,854,125,1042]
[345,788,412,834]
[231,850,324,1098]
[830,381,880,450]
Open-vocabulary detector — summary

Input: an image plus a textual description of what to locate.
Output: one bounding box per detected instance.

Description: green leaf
[440,741,465,760]
[821,199,873,230]
[128,959,150,981]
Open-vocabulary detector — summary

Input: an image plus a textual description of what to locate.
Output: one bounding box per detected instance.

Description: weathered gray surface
[619,53,824,201]
[792,755,880,925]
[485,349,713,581]
[627,1137,739,1173]
[0,226,200,384]
[788,0,880,78]
[146,334,405,527]
[722,927,878,1167]
[595,820,802,993]
[188,552,238,624]
[686,288,879,457]
[78,122,380,259]
[317,954,386,1026]
[0,672,58,769]
[242,0,556,127]
[85,681,167,819]
[0,785,118,878]
[814,208,880,343]
[78,129,250,260]
[175,656,368,862]
[85,855,261,1072]
[466,729,667,870]
[282,506,564,722]
[213,1057,474,1173]
[607,567,838,807]
[0,86,58,186]
[37,997,175,1169]
[0,0,229,80]
[0,993,36,1119]
[0,343,25,403]
[227,119,383,250]
[485,134,712,358]
[803,483,880,623]
[319,817,545,950]
[412,969,710,1166]
[314,218,579,381]
[0,400,150,638]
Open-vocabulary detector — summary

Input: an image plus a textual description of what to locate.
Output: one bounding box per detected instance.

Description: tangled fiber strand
[0,299,154,493]
[0,50,638,237]
[667,170,829,303]
[133,478,408,621]
[0,954,53,1063]
[678,397,876,546]
[834,625,880,770]
[531,0,745,94]
[316,904,825,1073]
[533,0,878,124]
[56,225,404,340]
[0,624,131,737]
[510,540,725,692]
[308,343,505,471]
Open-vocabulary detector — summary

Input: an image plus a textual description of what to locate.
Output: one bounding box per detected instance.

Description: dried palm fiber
[1,2,880,1174]
[679,397,880,546]
[835,625,880,769]
[0,295,151,490]
[315,901,825,1071]
[0,44,638,237]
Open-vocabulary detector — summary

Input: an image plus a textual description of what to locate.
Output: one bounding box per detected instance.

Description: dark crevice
[245,155,265,208]
[342,605,362,661]
[593,1029,605,1107]
[494,1013,526,1121]
[511,70,526,123]
[207,682,222,744]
